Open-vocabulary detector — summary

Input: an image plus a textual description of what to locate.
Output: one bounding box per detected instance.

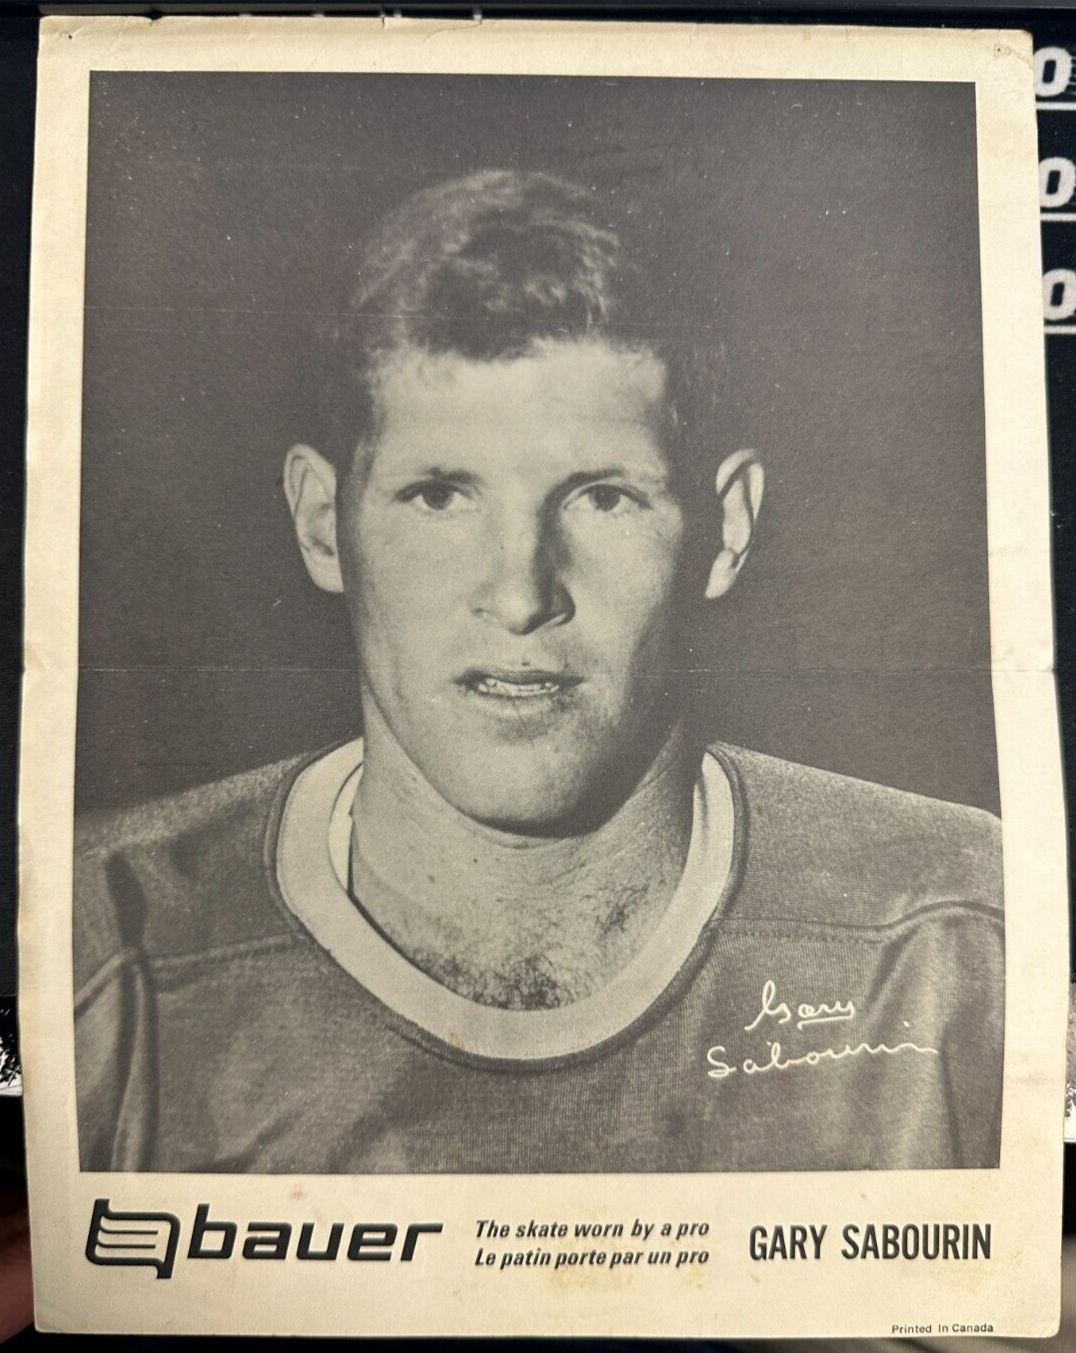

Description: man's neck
[348,723,697,1010]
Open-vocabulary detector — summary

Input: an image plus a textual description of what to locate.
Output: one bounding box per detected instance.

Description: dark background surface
[74,71,997,815]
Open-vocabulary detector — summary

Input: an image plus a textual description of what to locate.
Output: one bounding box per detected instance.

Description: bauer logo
[86,1199,181,1280]
[85,1199,443,1279]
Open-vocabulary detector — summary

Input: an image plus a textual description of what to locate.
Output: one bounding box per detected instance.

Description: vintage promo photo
[71,70,1003,1175]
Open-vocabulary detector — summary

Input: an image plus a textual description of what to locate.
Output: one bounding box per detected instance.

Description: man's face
[335,339,691,833]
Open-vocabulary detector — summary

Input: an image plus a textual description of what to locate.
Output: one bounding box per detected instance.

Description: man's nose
[469,518,574,635]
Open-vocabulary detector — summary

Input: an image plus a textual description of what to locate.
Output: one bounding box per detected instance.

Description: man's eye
[567,485,640,515]
[401,483,470,513]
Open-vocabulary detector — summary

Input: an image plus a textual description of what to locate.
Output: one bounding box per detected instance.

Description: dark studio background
[74,70,998,815]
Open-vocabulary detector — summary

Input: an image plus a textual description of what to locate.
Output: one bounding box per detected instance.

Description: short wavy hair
[321,168,721,504]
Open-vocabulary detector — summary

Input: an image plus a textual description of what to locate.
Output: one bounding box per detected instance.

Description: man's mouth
[457,669,582,700]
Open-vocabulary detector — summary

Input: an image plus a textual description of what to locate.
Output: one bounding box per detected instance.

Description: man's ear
[283,444,344,594]
[704,448,765,601]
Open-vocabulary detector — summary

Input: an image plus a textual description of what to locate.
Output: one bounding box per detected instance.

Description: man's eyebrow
[556,466,666,492]
[397,466,483,485]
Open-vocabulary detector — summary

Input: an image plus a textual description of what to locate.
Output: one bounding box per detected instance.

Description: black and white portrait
[72,71,1003,1174]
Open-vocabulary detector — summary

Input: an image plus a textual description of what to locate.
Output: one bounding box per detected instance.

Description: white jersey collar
[275,737,737,1063]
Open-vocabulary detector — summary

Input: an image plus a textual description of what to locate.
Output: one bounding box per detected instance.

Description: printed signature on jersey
[705,978,939,1082]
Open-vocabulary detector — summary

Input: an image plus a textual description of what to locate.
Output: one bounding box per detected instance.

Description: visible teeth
[474,677,561,698]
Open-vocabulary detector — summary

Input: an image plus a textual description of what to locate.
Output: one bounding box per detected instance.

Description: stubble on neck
[347,723,698,1009]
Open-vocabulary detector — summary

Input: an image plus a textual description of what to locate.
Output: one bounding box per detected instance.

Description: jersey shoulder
[74,753,312,994]
[713,743,1002,930]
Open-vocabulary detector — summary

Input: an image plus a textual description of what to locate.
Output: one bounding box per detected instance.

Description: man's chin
[386,708,676,834]
[427,764,622,838]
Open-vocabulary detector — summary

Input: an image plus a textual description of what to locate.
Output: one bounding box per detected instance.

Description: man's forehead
[367,339,670,456]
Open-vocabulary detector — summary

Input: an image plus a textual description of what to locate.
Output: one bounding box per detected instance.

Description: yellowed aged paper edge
[19,17,1067,1337]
